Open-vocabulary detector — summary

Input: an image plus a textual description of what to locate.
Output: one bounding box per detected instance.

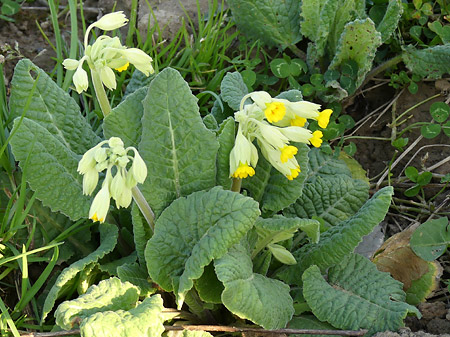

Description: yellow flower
[290,116,307,127]
[88,182,111,223]
[280,145,298,163]
[264,102,286,123]
[316,109,333,129]
[286,166,301,180]
[309,130,323,148]
[232,162,256,179]
[115,62,129,72]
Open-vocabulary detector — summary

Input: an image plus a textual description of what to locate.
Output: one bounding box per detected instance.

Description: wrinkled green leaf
[307,148,352,181]
[55,277,139,330]
[9,118,91,221]
[194,263,224,304]
[255,216,320,244]
[124,70,154,97]
[9,59,100,155]
[103,87,147,148]
[117,262,156,296]
[41,223,119,322]
[284,175,369,228]
[403,44,450,79]
[215,242,294,329]
[139,68,219,217]
[376,0,403,43]
[288,315,340,337]
[303,254,420,335]
[80,295,165,337]
[220,72,248,111]
[145,187,260,307]
[216,117,235,189]
[131,204,152,266]
[280,187,393,284]
[227,0,302,49]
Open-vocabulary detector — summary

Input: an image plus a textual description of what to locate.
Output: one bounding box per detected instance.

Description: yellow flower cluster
[78,137,147,223]
[229,91,332,180]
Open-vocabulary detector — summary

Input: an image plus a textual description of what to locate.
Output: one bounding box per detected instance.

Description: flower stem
[91,69,111,117]
[231,178,242,193]
[131,186,155,233]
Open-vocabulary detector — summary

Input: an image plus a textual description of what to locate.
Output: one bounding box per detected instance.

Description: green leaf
[215,242,294,329]
[270,59,291,78]
[124,70,154,97]
[376,0,403,43]
[194,263,224,304]
[203,114,218,131]
[288,315,340,337]
[410,217,450,261]
[1,0,20,16]
[403,44,450,79]
[9,59,100,155]
[406,262,441,305]
[443,120,450,137]
[417,171,432,186]
[329,19,382,94]
[268,244,297,265]
[429,102,450,123]
[227,0,302,49]
[405,166,419,182]
[139,68,219,217]
[428,21,450,44]
[117,262,156,296]
[42,223,119,322]
[276,90,303,102]
[303,254,420,335]
[131,205,152,266]
[255,216,320,244]
[421,123,441,139]
[243,144,309,214]
[55,277,139,330]
[404,184,421,197]
[392,137,409,149]
[103,87,147,148]
[307,149,352,182]
[216,117,235,189]
[284,175,369,228]
[80,295,165,337]
[279,187,393,284]
[145,187,260,307]
[220,72,248,111]
[9,118,91,221]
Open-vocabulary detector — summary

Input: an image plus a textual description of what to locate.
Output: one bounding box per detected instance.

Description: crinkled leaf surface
[9,59,100,155]
[42,223,119,322]
[145,187,260,307]
[403,44,450,79]
[103,86,147,148]
[139,68,219,217]
[243,144,309,214]
[376,0,403,43]
[9,118,91,220]
[117,262,156,297]
[307,149,351,181]
[220,72,248,111]
[55,277,139,330]
[227,0,302,49]
[194,263,224,304]
[303,254,420,335]
[80,295,165,337]
[288,315,340,337]
[255,216,320,244]
[279,187,393,285]
[216,117,235,189]
[124,70,154,97]
[215,242,294,329]
[131,204,152,266]
[283,175,369,228]
[329,19,382,93]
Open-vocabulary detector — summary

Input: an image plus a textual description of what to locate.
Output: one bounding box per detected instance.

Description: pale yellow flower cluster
[229,91,332,180]
[63,12,154,94]
[78,137,147,223]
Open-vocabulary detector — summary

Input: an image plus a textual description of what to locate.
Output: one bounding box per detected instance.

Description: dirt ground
[1,1,449,336]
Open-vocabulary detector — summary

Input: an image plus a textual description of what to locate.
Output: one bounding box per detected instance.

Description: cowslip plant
[5,13,421,337]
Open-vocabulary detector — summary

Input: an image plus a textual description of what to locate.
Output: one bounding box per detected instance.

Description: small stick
[19,325,369,337]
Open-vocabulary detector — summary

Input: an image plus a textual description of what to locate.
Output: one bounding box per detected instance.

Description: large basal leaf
[103,86,147,148]
[194,263,224,304]
[41,223,119,322]
[80,295,165,337]
[124,70,154,97]
[283,175,369,228]
[139,68,219,217]
[131,204,152,266]
[376,0,403,43]
[288,315,340,337]
[243,144,309,214]
[255,216,320,244]
[403,44,450,79]
[279,187,393,285]
[329,19,382,93]
[117,262,156,297]
[227,0,302,49]
[220,72,248,111]
[215,242,294,329]
[307,149,351,181]
[8,59,100,155]
[216,117,235,190]
[145,187,260,307]
[303,254,420,335]
[9,118,91,221]
[55,277,139,330]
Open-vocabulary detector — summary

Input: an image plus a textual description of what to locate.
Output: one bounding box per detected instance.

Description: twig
[19,325,369,337]
[397,144,450,178]
[370,89,404,127]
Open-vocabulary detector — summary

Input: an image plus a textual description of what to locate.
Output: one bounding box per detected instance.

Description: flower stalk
[91,69,111,116]
[131,186,155,232]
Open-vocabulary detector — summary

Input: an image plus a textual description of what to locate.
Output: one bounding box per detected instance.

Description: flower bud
[82,169,99,196]
[92,11,129,31]
[100,66,117,90]
[110,171,126,202]
[131,151,147,184]
[73,67,89,94]
[62,59,79,70]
